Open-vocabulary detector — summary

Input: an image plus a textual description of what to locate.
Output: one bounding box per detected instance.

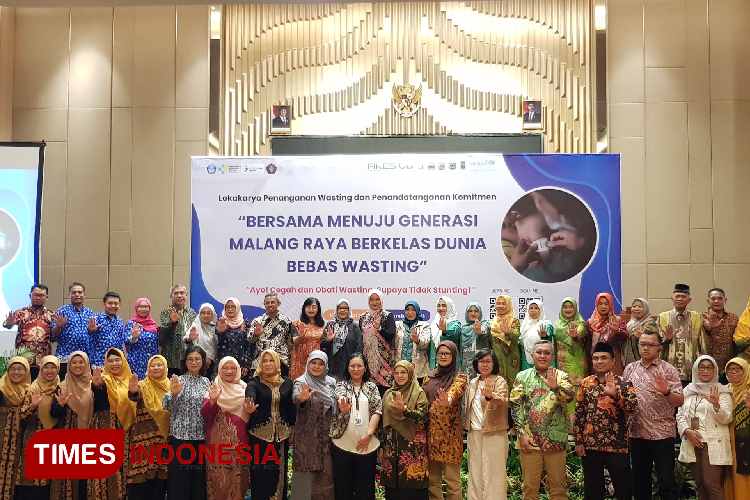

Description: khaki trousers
[427,460,461,500]
[467,429,508,500]
[689,447,727,500]
[519,449,567,500]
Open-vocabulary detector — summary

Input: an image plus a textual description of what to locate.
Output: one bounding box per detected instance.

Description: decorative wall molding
[221,1,595,155]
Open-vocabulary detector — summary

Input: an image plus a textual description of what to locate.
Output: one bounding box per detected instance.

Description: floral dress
[379,400,429,490]
[290,319,324,380]
[422,373,467,464]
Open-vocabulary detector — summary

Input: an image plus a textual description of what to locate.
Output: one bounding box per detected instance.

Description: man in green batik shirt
[510,339,574,500]
[158,284,197,376]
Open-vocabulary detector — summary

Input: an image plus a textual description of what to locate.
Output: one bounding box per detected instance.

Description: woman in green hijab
[552,297,587,429]
[460,303,491,380]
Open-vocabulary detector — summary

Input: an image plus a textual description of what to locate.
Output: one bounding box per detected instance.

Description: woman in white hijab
[430,296,462,370]
[518,299,554,370]
[185,303,219,371]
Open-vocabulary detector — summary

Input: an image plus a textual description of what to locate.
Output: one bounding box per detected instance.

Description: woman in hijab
[321,299,363,382]
[202,356,251,500]
[245,350,296,500]
[217,298,252,379]
[394,301,431,383]
[50,351,94,500]
[14,355,59,500]
[429,297,462,371]
[519,299,555,371]
[490,295,521,388]
[291,350,337,500]
[185,303,219,374]
[380,360,429,500]
[725,357,750,500]
[0,356,31,499]
[124,298,160,380]
[676,355,732,500]
[88,348,139,500]
[623,298,653,367]
[358,289,397,394]
[139,355,171,440]
[291,298,325,380]
[586,293,628,375]
[460,303,491,381]
[422,341,467,500]
[552,298,588,429]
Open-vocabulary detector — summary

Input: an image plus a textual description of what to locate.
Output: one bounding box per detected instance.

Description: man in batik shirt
[158,284,197,377]
[3,284,54,379]
[658,283,706,383]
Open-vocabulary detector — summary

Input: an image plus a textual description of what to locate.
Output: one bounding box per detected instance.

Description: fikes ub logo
[207,164,217,174]
[266,164,277,174]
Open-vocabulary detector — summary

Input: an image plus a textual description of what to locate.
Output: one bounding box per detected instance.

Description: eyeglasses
[727,367,744,374]
[638,342,659,348]
[478,359,493,364]
[186,358,203,363]
[697,365,715,372]
[8,367,26,373]
[534,351,553,356]
[437,352,452,358]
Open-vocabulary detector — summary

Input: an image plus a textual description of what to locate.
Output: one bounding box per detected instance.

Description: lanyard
[352,385,362,412]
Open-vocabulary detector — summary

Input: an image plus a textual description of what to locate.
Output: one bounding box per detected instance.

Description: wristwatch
[662,390,671,397]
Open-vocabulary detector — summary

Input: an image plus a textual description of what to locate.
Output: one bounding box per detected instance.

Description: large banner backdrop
[191,154,621,323]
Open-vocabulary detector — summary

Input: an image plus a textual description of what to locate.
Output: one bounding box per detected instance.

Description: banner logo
[207,164,217,174]
[266,164,278,174]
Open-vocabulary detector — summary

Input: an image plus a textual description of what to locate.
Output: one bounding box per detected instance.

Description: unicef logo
[207,164,217,174]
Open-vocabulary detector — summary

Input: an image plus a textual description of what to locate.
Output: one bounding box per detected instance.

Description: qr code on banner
[517,296,543,321]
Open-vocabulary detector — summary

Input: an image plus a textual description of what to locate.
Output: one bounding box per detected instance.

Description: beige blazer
[394,321,432,378]
[676,392,733,465]
[464,374,509,433]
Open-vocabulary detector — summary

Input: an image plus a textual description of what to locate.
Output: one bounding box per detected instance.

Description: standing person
[3,284,54,379]
[358,289,397,393]
[88,348,138,500]
[248,293,296,377]
[216,298,252,379]
[428,297,462,371]
[574,342,638,500]
[422,340,467,500]
[158,284,197,377]
[245,350,296,500]
[586,293,628,375]
[14,355,59,500]
[162,345,211,500]
[490,295,521,388]
[88,292,126,370]
[623,298,653,367]
[552,297,588,429]
[510,340,574,500]
[290,298,325,380]
[203,357,251,500]
[291,350,337,500]
[138,355,171,443]
[393,301,431,382]
[124,298,160,380]
[702,288,739,378]
[185,304,219,374]
[0,356,31,500]
[330,353,382,500]
[725,357,750,500]
[622,326,684,500]
[519,299,555,371]
[50,283,94,380]
[676,355,733,500]
[320,299,363,382]
[460,303,491,381]
[379,360,429,500]
[658,284,706,383]
[465,349,509,500]
[734,299,750,364]
[49,351,93,500]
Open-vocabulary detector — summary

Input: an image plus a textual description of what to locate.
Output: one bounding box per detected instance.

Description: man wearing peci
[273,107,291,128]
[523,102,542,124]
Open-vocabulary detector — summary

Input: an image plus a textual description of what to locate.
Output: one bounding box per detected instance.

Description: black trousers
[167,437,206,500]
[630,437,678,500]
[582,450,632,500]
[127,478,167,500]
[332,444,377,500]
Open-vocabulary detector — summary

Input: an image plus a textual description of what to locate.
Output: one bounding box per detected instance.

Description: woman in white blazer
[676,355,733,500]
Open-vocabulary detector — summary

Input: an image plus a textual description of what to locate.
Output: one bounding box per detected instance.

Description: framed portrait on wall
[270,105,292,134]
[522,100,543,130]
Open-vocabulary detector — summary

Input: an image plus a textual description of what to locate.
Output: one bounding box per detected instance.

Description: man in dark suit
[273,107,291,128]
[523,102,542,124]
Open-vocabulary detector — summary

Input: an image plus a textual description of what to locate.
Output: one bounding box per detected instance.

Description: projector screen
[0,142,44,350]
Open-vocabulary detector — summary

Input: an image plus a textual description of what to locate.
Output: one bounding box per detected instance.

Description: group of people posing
[4,281,750,500]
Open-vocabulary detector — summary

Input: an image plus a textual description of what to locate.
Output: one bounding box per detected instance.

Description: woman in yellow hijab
[14,355,60,498]
[489,295,521,387]
[726,357,750,500]
[0,356,31,499]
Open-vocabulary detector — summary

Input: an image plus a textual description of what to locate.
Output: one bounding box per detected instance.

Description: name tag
[355,412,363,426]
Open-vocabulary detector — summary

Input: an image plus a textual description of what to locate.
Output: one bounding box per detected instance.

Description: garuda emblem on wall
[392,83,423,117]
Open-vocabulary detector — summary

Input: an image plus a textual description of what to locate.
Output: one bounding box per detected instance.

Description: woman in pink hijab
[124,298,160,379]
